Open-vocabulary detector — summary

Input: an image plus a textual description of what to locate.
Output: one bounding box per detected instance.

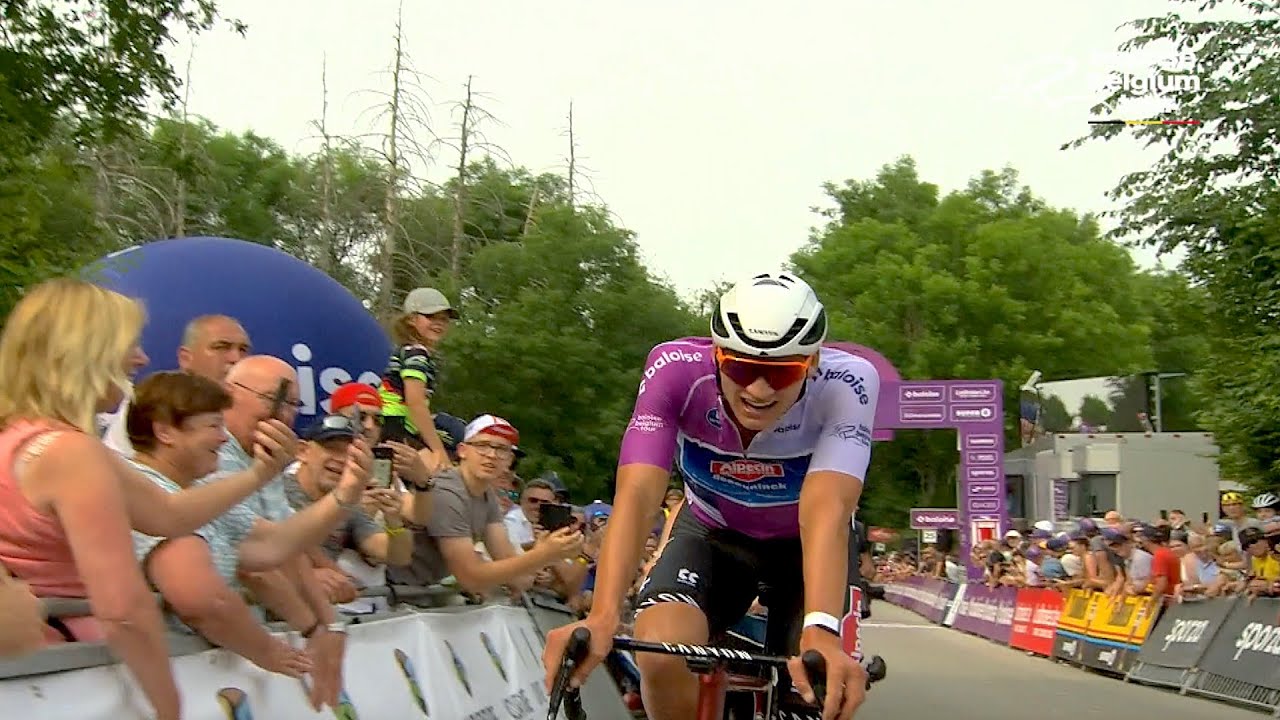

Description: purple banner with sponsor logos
[805,346,1008,581]
[883,576,957,624]
[883,381,1007,580]
[950,583,1018,644]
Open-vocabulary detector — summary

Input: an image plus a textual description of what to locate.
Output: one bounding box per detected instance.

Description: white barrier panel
[0,605,554,720]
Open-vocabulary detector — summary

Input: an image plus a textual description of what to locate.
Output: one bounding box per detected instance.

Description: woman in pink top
[0,279,299,720]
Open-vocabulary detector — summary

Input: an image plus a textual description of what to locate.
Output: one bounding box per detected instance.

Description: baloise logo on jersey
[638,348,703,395]
[823,368,871,405]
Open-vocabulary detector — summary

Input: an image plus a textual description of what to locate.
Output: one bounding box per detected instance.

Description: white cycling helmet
[1253,492,1280,510]
[710,272,827,358]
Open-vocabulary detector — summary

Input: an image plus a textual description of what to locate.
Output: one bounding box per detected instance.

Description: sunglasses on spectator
[502,490,520,501]
[714,347,813,390]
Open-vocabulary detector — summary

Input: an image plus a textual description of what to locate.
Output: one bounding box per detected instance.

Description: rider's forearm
[799,482,857,618]
[589,471,667,623]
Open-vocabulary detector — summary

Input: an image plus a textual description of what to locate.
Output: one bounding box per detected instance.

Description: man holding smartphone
[388,415,584,594]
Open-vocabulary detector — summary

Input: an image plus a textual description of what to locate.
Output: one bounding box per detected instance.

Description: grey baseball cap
[402,287,458,318]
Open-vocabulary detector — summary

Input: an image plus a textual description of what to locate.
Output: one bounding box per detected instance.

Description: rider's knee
[633,601,708,641]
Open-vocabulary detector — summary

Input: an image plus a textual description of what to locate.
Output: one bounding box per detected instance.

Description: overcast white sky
[169,0,1204,409]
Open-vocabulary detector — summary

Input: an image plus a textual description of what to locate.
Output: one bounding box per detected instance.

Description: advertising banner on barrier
[0,606,555,720]
[1079,594,1160,674]
[923,582,959,625]
[1053,589,1097,663]
[1135,596,1238,671]
[1197,596,1280,691]
[950,584,1017,644]
[943,584,966,627]
[1009,588,1063,656]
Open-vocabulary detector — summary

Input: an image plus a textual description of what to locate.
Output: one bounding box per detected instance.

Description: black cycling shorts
[637,504,861,654]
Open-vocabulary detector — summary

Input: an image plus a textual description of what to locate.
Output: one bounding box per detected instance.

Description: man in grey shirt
[389,415,583,591]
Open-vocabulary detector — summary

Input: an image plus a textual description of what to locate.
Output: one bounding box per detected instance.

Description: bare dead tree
[438,75,511,278]
[314,55,336,273]
[173,39,196,237]
[521,186,540,238]
[450,76,474,278]
[566,101,576,212]
[352,1,447,318]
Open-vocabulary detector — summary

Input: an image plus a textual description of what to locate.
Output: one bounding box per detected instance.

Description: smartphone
[1203,512,1210,524]
[540,502,575,532]
[268,379,290,420]
[1160,509,1168,521]
[371,446,394,489]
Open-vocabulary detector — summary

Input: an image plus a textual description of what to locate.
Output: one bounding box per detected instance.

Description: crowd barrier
[883,577,1280,715]
[0,587,635,720]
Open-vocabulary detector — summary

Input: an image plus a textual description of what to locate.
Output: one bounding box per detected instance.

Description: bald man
[103,314,252,458]
[219,356,306,520]
[210,355,368,711]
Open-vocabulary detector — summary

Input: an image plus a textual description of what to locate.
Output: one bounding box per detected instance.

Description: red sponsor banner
[1008,587,1063,656]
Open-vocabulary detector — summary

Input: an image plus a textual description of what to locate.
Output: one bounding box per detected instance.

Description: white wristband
[802,611,841,634]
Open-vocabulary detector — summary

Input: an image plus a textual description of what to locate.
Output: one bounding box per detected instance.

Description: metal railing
[4,584,465,681]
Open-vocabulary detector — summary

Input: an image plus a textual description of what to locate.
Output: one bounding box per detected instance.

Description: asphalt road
[855,603,1263,718]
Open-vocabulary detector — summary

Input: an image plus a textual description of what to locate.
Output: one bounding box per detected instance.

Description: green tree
[1040,394,1073,433]
[1068,0,1279,486]
[793,157,1154,526]
[1079,395,1112,428]
[435,203,696,501]
[0,1,236,319]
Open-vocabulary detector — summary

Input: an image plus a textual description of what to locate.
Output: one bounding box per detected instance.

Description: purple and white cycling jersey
[619,337,880,540]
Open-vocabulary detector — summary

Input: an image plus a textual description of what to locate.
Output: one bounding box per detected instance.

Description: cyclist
[1253,492,1280,523]
[542,272,879,720]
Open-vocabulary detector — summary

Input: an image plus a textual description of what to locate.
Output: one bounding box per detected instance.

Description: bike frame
[612,638,791,720]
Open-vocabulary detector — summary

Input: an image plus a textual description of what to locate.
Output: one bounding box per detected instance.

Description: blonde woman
[0,279,296,720]
[377,288,455,473]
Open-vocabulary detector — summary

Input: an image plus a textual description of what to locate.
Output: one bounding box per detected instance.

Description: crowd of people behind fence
[878,495,1280,603]
[0,279,681,720]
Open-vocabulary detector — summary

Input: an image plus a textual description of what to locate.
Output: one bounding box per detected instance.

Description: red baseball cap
[329,383,382,413]
[464,414,520,446]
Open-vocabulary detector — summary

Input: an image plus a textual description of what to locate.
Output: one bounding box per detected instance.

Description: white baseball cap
[463,414,520,445]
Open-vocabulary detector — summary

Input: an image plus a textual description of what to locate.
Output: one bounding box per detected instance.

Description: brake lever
[794,651,887,717]
[547,627,591,720]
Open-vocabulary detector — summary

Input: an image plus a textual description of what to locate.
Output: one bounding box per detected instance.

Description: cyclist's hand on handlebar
[789,628,867,720]
[542,614,616,692]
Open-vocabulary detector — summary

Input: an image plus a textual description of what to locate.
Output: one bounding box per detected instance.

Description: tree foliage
[1070,0,1279,487]
[793,158,1167,526]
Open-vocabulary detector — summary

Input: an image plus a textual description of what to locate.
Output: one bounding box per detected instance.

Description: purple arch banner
[826,344,1008,580]
[880,380,1006,579]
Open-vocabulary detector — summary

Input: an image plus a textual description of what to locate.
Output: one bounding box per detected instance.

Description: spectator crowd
[0,279,682,720]
[879,492,1280,605]
[1,277,1272,720]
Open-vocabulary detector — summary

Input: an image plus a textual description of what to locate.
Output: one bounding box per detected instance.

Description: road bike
[547,628,886,720]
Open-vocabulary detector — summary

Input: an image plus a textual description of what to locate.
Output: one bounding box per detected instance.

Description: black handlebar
[547,630,885,719]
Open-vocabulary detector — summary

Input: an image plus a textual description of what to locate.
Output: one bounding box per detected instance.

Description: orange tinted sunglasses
[714,347,813,390]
